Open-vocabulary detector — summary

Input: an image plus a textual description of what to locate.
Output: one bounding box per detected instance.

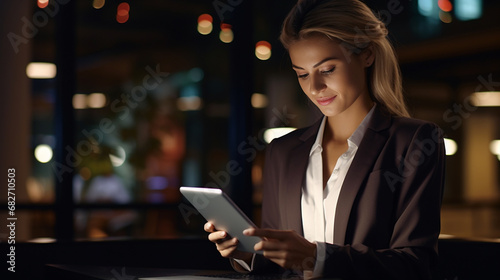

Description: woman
[205,0,445,279]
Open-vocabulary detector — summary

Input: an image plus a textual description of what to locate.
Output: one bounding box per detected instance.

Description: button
[332,169,339,175]
[342,153,348,158]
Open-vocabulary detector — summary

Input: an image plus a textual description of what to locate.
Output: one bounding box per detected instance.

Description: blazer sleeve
[322,122,446,280]
[250,138,288,274]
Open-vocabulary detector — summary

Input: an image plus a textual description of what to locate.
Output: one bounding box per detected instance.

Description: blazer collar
[333,106,392,244]
[366,105,392,132]
[299,118,324,142]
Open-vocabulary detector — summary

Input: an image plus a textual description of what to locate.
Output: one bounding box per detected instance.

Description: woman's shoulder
[390,115,440,130]
[387,115,444,143]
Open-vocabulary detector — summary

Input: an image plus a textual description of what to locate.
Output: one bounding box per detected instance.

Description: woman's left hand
[243,228,317,271]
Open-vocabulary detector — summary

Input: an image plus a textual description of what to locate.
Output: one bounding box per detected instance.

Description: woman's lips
[317,96,336,106]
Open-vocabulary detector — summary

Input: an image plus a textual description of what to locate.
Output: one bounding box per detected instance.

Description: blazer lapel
[333,108,391,244]
[280,119,321,234]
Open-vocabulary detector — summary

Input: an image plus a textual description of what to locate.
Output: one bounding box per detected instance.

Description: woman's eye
[321,68,335,75]
[297,73,309,79]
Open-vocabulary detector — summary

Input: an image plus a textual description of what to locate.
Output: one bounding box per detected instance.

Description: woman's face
[288,34,374,118]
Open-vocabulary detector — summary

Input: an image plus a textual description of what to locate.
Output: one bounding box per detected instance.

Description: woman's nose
[309,75,327,95]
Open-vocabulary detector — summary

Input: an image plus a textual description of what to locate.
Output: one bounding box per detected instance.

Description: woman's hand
[243,228,317,271]
[204,222,253,263]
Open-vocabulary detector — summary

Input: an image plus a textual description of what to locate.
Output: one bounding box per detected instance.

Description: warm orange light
[438,0,453,12]
[198,14,213,24]
[93,0,105,9]
[251,93,268,108]
[255,41,272,60]
[72,94,87,109]
[219,24,233,43]
[198,24,213,35]
[197,14,213,35]
[38,0,49,9]
[87,93,107,108]
[470,91,500,107]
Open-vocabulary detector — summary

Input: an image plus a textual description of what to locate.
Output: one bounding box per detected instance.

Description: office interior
[0,0,499,279]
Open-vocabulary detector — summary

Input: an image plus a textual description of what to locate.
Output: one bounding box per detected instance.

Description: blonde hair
[280,0,410,117]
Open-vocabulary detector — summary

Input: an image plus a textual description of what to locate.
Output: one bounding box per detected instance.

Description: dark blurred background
[1,0,500,245]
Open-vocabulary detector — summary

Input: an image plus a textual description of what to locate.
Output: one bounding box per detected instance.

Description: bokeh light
[109,146,126,167]
[255,41,272,60]
[177,96,203,111]
[456,0,483,21]
[219,24,233,43]
[438,0,453,12]
[26,62,57,79]
[93,0,105,9]
[116,2,130,23]
[87,93,107,108]
[38,0,49,9]
[251,93,268,108]
[34,144,53,163]
[188,68,204,82]
[490,140,500,156]
[470,91,500,107]
[73,94,87,109]
[439,11,453,23]
[444,138,458,156]
[197,14,213,35]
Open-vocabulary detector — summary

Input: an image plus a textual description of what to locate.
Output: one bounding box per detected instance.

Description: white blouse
[302,105,375,277]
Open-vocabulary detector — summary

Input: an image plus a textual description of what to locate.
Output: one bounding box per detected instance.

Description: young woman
[205,0,445,279]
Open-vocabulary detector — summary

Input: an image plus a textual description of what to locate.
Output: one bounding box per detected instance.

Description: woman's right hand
[204,222,253,262]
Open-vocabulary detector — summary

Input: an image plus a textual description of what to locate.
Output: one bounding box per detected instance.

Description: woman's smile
[316,96,336,106]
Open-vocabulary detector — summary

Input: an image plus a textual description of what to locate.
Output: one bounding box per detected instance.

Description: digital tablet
[179,186,261,254]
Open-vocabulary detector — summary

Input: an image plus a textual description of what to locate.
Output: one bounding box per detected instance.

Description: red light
[118,2,130,13]
[117,14,129,24]
[117,9,128,17]
[220,23,232,31]
[256,41,271,49]
[198,14,213,24]
[116,2,130,24]
[37,0,49,9]
[438,0,453,12]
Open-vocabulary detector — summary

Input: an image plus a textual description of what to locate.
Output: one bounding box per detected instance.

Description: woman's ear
[362,45,375,67]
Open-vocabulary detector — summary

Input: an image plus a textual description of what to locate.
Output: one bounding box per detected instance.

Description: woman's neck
[324,97,373,143]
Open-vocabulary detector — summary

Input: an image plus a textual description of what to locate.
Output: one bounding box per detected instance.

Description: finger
[216,238,239,258]
[262,250,290,261]
[244,228,289,240]
[254,239,285,252]
[204,222,215,232]
[208,230,228,243]
[216,237,238,251]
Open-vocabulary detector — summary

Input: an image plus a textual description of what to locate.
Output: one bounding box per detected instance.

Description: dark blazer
[255,106,446,280]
